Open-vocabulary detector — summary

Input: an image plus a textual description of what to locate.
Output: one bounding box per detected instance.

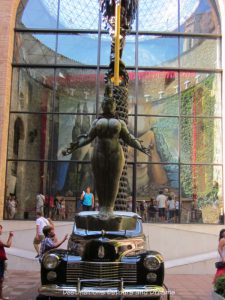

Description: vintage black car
[37,211,168,299]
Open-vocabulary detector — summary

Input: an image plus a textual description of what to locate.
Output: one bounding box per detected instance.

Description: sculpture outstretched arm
[120,120,151,157]
[62,121,97,156]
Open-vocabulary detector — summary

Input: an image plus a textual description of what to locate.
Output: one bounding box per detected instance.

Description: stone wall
[0,0,20,219]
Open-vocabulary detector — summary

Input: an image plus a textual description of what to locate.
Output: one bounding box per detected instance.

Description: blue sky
[21,0,212,66]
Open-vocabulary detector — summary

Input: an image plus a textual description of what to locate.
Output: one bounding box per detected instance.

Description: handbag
[215,261,225,269]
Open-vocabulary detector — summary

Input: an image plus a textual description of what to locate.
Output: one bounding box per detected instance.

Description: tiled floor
[3,270,40,300]
[3,271,214,300]
[165,274,213,300]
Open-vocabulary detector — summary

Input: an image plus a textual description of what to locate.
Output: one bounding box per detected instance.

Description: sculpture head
[101,85,116,115]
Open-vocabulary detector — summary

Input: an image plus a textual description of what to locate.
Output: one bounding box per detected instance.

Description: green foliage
[215,275,225,298]
[180,75,216,197]
[180,165,192,197]
[198,184,219,208]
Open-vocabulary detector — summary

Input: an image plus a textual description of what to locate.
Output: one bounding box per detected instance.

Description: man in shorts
[156,190,167,222]
[33,212,49,258]
[0,225,14,300]
[36,192,45,215]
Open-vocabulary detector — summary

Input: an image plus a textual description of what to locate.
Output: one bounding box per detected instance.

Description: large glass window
[7,0,222,223]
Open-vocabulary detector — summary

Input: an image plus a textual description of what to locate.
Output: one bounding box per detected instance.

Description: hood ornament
[98,245,105,259]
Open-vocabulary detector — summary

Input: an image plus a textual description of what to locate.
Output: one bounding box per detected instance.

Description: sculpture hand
[62,141,79,156]
[138,140,152,158]
[140,145,152,157]
[62,134,90,156]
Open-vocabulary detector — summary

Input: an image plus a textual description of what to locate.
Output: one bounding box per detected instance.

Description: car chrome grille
[66,262,137,287]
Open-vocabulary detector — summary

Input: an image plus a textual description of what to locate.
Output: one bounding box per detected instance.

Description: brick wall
[0,0,20,219]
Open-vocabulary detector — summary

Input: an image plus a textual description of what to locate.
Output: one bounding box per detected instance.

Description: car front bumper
[39,283,168,298]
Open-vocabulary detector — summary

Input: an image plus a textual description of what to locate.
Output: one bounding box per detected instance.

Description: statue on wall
[62,86,150,216]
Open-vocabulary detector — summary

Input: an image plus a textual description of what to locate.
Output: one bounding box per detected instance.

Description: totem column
[100,0,138,210]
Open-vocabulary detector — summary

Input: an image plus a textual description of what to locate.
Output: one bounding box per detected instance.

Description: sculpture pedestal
[75,212,137,231]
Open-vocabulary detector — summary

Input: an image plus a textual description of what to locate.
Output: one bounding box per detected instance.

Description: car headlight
[43,254,60,270]
[146,272,157,282]
[144,255,161,271]
[47,271,57,281]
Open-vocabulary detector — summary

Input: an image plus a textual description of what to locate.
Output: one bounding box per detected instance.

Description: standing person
[54,192,63,220]
[0,225,14,300]
[214,229,225,284]
[36,192,45,215]
[136,202,141,215]
[7,195,17,220]
[59,197,66,220]
[167,195,175,222]
[163,189,170,220]
[40,226,68,260]
[5,194,12,219]
[33,212,49,258]
[140,201,145,221]
[45,194,55,219]
[80,187,94,211]
[156,190,167,222]
[140,201,148,222]
[47,218,58,243]
[175,198,180,223]
[127,197,132,212]
[49,195,55,219]
[148,198,157,222]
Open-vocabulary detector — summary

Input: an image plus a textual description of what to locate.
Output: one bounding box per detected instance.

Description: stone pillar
[0,0,20,219]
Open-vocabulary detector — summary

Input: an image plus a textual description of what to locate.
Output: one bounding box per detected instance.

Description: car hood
[68,235,146,261]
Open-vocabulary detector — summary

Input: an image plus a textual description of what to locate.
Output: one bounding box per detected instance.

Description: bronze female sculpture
[63,88,150,216]
[100,0,139,211]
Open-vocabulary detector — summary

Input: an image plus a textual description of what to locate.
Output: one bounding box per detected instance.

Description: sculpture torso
[94,118,123,154]
[91,117,125,213]
[96,118,122,138]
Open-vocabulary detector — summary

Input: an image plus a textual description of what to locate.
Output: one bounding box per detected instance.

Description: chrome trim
[66,261,137,286]
[39,281,167,298]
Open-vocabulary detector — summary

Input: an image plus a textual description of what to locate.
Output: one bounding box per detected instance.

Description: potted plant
[213,275,225,300]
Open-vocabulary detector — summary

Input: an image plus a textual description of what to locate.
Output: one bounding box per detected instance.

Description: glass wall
[6,0,222,223]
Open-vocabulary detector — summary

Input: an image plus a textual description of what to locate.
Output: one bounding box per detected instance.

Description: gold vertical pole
[114,0,121,86]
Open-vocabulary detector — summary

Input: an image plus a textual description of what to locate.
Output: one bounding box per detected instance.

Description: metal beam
[114,0,121,86]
